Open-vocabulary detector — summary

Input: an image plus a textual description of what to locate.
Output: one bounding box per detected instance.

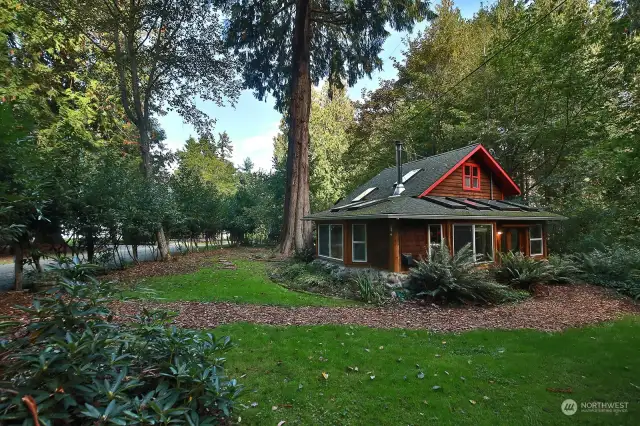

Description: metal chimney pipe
[393,141,405,196]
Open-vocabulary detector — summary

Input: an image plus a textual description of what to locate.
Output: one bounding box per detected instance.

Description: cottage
[305,143,565,272]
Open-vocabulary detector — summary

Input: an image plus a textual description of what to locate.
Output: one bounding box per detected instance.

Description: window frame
[427,224,443,259]
[351,223,367,263]
[452,223,494,263]
[317,224,344,261]
[529,224,544,256]
[462,162,481,191]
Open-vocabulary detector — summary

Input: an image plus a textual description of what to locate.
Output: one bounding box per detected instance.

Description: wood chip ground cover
[114,284,638,332]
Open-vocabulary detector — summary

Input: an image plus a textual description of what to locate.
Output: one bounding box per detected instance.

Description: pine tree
[217,131,234,161]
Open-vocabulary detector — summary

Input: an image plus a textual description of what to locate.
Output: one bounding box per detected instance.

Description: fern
[408,244,523,305]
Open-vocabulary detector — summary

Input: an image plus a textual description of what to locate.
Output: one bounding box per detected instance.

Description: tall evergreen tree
[217,131,234,161]
[224,0,434,255]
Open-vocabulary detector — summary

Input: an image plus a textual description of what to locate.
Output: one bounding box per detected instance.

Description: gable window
[453,224,493,262]
[463,163,481,191]
[529,224,543,256]
[352,224,367,262]
[318,224,343,260]
[428,224,443,259]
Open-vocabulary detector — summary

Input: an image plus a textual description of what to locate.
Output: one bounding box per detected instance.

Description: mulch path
[113,284,639,332]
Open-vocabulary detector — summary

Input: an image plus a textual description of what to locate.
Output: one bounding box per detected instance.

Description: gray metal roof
[305,196,566,221]
[334,144,479,207]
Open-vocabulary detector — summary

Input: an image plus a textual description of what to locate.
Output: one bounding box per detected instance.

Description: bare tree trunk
[14,243,23,291]
[279,0,313,256]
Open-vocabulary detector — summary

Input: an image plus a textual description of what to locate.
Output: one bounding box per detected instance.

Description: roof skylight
[394,168,422,185]
[403,168,421,183]
[352,187,376,202]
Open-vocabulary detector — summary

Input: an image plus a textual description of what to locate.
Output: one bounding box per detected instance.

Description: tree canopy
[225,0,434,254]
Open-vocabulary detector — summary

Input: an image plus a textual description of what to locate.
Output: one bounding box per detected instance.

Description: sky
[158,0,489,172]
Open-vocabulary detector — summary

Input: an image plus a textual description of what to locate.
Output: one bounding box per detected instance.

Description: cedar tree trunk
[280,0,313,255]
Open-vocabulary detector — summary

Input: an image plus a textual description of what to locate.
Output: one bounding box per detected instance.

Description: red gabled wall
[428,153,504,200]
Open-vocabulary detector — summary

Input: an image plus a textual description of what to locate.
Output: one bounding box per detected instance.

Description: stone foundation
[311,259,410,289]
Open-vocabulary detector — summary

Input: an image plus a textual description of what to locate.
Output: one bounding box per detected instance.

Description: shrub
[269,261,348,296]
[408,244,525,305]
[546,255,581,284]
[48,254,101,281]
[0,278,240,425]
[572,245,640,299]
[352,270,388,305]
[293,247,316,263]
[492,252,552,289]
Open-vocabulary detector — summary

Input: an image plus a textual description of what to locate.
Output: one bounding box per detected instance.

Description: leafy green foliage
[269,261,384,303]
[224,0,433,111]
[572,244,640,299]
[271,261,339,293]
[408,244,527,305]
[546,255,581,285]
[351,270,388,306]
[293,247,316,263]
[0,278,241,424]
[343,0,640,252]
[47,255,101,281]
[492,252,552,290]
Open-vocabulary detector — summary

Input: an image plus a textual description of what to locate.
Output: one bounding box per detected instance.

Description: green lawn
[217,317,640,425]
[133,259,355,306]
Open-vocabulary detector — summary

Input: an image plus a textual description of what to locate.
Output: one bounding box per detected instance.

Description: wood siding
[429,160,503,200]
[313,219,548,272]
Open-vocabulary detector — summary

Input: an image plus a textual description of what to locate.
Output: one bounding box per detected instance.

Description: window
[453,224,494,262]
[529,224,543,256]
[352,224,367,262]
[463,163,481,191]
[428,224,443,259]
[319,225,330,257]
[318,224,343,260]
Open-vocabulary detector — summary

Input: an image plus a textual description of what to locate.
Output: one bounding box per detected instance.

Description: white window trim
[453,223,494,263]
[351,224,367,263]
[529,224,544,256]
[318,224,344,261]
[427,224,443,259]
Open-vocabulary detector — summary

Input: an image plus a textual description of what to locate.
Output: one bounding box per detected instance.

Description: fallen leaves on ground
[111,284,639,332]
[0,291,34,322]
